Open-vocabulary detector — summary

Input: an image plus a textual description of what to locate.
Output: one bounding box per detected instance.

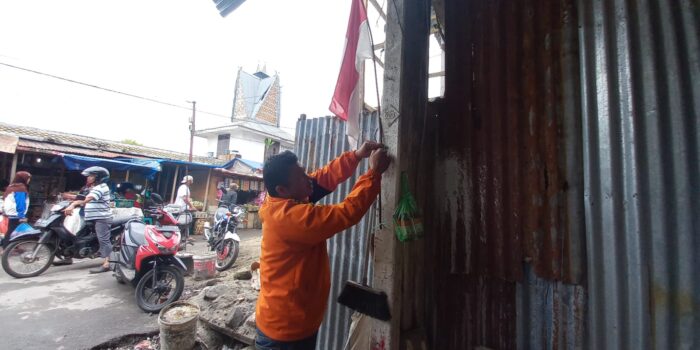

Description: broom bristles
[337,281,391,321]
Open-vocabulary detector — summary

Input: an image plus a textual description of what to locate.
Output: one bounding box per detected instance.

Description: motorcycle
[1,198,134,278]
[204,201,244,271]
[110,202,186,313]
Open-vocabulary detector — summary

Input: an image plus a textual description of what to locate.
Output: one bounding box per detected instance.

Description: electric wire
[0,61,296,131]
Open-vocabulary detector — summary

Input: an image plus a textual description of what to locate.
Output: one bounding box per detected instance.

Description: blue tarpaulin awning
[60,154,161,178]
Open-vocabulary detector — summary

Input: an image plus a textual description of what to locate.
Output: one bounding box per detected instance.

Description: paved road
[0,257,158,350]
[0,229,262,350]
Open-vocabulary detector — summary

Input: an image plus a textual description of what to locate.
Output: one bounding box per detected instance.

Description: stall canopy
[116,158,223,170]
[60,154,161,178]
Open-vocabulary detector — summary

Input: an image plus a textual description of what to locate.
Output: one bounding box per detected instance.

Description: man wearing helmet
[64,166,114,274]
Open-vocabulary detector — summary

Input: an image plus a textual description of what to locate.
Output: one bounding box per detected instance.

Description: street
[0,257,157,350]
[0,229,262,350]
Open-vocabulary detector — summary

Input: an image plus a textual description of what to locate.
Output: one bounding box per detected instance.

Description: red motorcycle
[110,204,186,313]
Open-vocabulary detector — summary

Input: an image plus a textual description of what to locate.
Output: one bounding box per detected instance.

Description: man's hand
[369,149,391,174]
[355,141,385,159]
[64,205,75,216]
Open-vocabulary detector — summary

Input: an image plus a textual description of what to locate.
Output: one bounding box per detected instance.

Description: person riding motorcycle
[63,166,114,274]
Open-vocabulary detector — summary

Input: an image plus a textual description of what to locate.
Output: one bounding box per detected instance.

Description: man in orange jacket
[255,141,390,350]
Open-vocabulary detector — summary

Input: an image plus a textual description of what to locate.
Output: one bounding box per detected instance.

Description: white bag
[112,207,144,222]
[177,212,192,226]
[63,207,84,235]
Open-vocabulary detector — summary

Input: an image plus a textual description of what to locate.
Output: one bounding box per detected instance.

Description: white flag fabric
[329,0,372,149]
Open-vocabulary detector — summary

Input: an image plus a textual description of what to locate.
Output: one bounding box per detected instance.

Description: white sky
[0,0,357,155]
[0,1,441,156]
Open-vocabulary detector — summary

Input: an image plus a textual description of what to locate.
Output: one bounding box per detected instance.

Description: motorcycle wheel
[114,265,126,284]
[135,265,184,313]
[1,240,55,278]
[215,239,240,271]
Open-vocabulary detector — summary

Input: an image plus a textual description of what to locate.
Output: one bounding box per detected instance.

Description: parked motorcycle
[110,204,186,313]
[1,198,133,278]
[204,201,244,271]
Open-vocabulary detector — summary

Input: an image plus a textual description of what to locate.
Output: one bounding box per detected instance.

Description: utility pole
[188,101,196,163]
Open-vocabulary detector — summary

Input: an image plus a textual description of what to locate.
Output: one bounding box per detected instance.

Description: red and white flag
[329,0,372,149]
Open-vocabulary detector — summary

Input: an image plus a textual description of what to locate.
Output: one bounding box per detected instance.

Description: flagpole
[361,0,384,145]
[360,0,385,228]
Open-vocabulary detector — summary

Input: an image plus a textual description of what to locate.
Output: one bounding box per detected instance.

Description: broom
[337,202,391,321]
[337,0,391,322]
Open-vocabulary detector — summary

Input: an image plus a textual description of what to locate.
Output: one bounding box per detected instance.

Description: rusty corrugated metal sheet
[294,112,379,350]
[578,0,700,348]
[438,0,584,284]
[428,0,585,348]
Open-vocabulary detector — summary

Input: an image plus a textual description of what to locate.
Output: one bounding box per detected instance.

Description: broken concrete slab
[193,280,258,346]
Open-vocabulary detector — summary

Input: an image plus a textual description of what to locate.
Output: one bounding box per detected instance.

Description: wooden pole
[371,0,430,347]
[125,169,130,182]
[10,153,18,179]
[170,165,180,203]
[203,168,212,210]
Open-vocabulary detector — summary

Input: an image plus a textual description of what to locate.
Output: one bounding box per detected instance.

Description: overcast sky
[0,0,379,155]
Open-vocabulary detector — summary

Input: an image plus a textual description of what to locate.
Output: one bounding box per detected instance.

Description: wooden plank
[370,0,430,347]
[10,153,18,180]
[203,168,212,209]
[170,165,180,203]
[0,134,18,154]
[199,316,254,345]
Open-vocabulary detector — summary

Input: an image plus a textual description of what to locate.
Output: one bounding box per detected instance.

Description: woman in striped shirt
[64,166,114,274]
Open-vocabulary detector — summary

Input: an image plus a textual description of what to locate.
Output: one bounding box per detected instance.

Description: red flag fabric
[329,0,372,148]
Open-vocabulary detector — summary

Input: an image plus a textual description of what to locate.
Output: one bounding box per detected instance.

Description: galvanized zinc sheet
[578,0,700,348]
[294,112,379,350]
[517,264,586,350]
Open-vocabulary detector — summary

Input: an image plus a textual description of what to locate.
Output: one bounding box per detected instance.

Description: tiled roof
[0,122,226,165]
[236,70,276,120]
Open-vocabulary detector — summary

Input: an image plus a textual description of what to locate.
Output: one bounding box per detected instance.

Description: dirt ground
[92,229,262,350]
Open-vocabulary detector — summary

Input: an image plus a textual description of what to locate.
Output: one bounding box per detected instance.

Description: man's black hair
[263,151,299,197]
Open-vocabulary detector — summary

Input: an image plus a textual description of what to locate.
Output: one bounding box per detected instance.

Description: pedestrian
[222,182,239,206]
[255,141,390,349]
[216,183,227,202]
[2,171,31,248]
[175,175,196,242]
[63,167,114,274]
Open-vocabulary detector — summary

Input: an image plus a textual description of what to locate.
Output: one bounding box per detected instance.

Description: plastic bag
[177,212,192,226]
[63,207,84,235]
[393,172,424,242]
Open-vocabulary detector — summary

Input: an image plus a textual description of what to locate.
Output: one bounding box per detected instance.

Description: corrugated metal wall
[578,0,700,349]
[430,0,699,347]
[291,0,699,347]
[430,0,586,348]
[294,112,379,350]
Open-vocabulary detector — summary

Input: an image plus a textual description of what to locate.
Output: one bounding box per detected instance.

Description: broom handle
[361,202,377,286]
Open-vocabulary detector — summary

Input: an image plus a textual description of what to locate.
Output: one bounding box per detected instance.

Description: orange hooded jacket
[255,151,381,341]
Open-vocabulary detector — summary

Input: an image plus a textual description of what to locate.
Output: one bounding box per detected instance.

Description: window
[217,134,231,157]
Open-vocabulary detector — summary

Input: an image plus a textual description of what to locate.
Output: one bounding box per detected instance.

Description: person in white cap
[175,175,196,244]
[175,175,195,212]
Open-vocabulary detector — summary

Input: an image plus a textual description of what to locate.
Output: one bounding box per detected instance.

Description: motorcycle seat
[125,221,147,246]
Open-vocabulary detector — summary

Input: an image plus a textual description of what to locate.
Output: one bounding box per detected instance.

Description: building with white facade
[195,67,294,163]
